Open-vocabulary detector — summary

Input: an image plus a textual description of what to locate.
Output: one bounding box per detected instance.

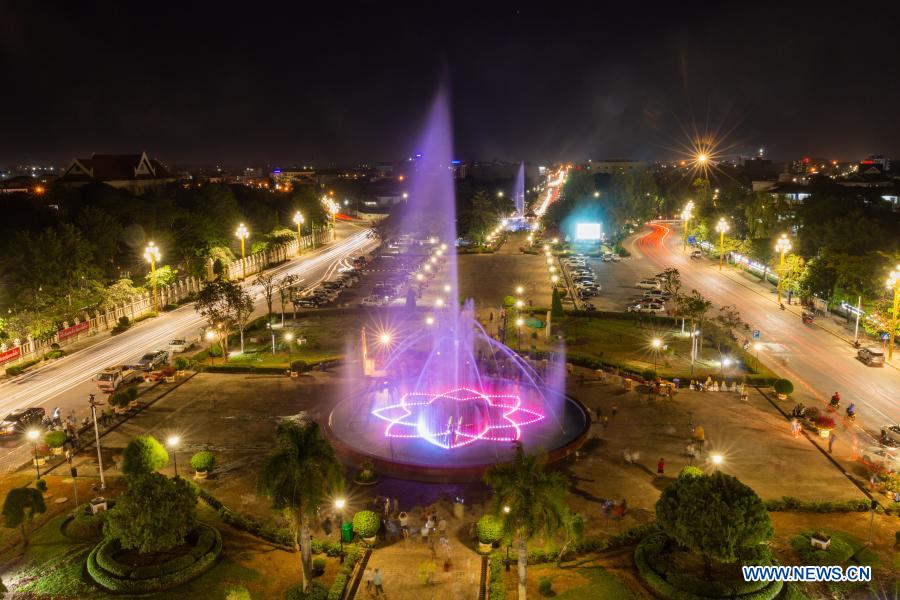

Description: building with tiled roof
[57,152,177,193]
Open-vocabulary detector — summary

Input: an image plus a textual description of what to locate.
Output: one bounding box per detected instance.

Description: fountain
[324,89,588,482]
[514,161,525,218]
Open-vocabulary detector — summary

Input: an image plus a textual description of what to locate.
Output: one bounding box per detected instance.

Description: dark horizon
[3,2,899,167]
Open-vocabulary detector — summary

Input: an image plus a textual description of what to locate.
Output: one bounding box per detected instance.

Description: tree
[195,279,253,355]
[278,274,298,325]
[104,472,197,553]
[255,272,278,326]
[257,418,343,594]
[551,288,564,319]
[101,279,142,310]
[2,487,46,547]
[121,435,169,477]
[484,443,568,600]
[678,290,712,354]
[656,469,772,579]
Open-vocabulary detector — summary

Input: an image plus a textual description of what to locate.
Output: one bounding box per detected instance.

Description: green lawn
[554,567,634,599]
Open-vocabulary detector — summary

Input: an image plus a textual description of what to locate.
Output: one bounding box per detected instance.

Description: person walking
[656,457,665,478]
[373,568,385,597]
[364,568,374,594]
[611,404,618,417]
[828,432,836,453]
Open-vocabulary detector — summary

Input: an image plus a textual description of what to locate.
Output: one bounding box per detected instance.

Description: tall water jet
[513,161,525,218]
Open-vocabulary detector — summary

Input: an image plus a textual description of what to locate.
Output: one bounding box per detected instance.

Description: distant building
[0,175,47,195]
[857,155,891,175]
[271,167,316,185]
[57,152,176,193]
[588,159,646,174]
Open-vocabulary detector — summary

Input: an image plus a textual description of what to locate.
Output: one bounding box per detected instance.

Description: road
[624,222,899,442]
[0,223,376,471]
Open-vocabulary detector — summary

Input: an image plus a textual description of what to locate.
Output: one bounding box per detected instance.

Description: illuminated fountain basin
[326,304,589,482]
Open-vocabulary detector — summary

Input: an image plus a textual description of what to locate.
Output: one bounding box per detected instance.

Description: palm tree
[484,443,568,600]
[257,419,343,593]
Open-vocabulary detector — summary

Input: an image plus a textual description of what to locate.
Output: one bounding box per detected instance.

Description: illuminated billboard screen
[575,222,602,241]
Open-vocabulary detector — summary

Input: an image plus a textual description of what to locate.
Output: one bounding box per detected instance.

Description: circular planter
[194,470,208,480]
[352,478,378,486]
[34,457,47,467]
[51,446,64,456]
[777,393,788,401]
[478,541,493,554]
[87,523,222,593]
[363,535,377,546]
[818,428,832,438]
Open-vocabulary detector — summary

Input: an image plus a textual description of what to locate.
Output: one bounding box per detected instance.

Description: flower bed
[86,523,222,593]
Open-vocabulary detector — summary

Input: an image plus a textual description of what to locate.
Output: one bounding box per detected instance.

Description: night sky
[3,2,899,166]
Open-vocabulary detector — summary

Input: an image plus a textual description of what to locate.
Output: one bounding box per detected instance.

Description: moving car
[857,346,885,367]
[690,250,703,259]
[881,425,900,446]
[137,350,169,371]
[636,279,660,289]
[860,446,899,473]
[0,407,45,436]
[168,339,187,353]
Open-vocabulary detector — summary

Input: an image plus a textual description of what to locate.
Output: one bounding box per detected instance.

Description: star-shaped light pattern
[371,387,544,450]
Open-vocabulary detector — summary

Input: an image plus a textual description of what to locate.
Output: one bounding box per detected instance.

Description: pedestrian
[869,473,878,491]
[364,567,374,594]
[373,568,384,597]
[383,497,390,518]
[828,432,836,453]
[611,404,618,417]
[656,457,665,478]
[489,312,494,322]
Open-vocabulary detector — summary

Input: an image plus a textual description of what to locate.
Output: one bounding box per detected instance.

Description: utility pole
[853,296,861,345]
[89,394,106,490]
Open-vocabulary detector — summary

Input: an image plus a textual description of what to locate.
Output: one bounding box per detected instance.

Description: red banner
[58,321,90,341]
[0,346,21,365]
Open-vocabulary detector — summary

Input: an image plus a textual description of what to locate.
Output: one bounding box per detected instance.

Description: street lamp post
[775,234,792,304]
[681,201,694,253]
[503,505,511,571]
[715,218,729,271]
[167,435,180,477]
[284,332,294,364]
[651,338,662,372]
[887,265,900,361]
[88,393,106,490]
[293,212,304,256]
[753,342,762,372]
[144,242,161,313]
[515,318,524,351]
[27,430,40,480]
[710,452,724,471]
[235,223,249,279]
[335,498,346,562]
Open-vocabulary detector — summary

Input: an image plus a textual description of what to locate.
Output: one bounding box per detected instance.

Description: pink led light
[371,386,544,450]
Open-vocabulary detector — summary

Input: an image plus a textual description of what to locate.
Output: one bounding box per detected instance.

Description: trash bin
[342,522,353,543]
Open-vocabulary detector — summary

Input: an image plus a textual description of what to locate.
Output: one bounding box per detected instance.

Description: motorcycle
[802,311,814,325]
[846,404,856,421]
[791,403,806,418]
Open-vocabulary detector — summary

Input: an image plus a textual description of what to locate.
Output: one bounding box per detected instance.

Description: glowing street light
[543,244,550,251]
[378,332,392,345]
[335,498,347,562]
[425,316,434,326]
[143,241,161,312]
[651,338,662,371]
[753,342,763,371]
[284,331,294,363]
[681,201,694,252]
[235,223,249,279]
[416,273,424,282]
[443,284,451,293]
[497,191,504,198]
[293,212,305,255]
[435,298,445,308]
[552,237,559,244]
[775,234,792,304]
[27,429,41,480]
[440,243,448,251]
[710,452,724,470]
[167,435,180,477]
[515,299,524,309]
[715,218,729,271]
[697,153,709,165]
[515,286,524,295]
[887,265,900,361]
[550,275,559,284]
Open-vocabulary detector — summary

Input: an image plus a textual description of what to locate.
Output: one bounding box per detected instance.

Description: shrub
[284,581,327,600]
[35,479,47,492]
[118,316,131,327]
[290,360,309,373]
[538,577,552,596]
[5,357,41,376]
[50,342,61,350]
[356,459,376,483]
[208,345,223,358]
[312,556,326,574]
[476,515,504,545]
[226,587,252,600]
[351,510,380,538]
[44,350,64,360]
[190,451,215,472]
[121,435,169,476]
[174,357,190,370]
[109,391,130,408]
[125,385,140,401]
[328,574,347,600]
[642,369,657,382]
[814,416,836,430]
[44,430,68,448]
[773,378,794,395]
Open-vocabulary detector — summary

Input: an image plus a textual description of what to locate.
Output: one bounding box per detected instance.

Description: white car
[636,279,660,289]
[168,339,187,353]
[860,446,899,473]
[360,296,385,307]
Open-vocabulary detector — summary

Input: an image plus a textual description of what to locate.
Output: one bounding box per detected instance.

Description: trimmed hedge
[202,365,287,375]
[6,357,42,376]
[763,497,871,513]
[634,533,783,600]
[489,553,506,600]
[284,581,328,600]
[87,523,222,593]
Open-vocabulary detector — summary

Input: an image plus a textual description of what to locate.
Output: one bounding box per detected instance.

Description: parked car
[644,289,670,300]
[640,303,666,314]
[168,339,187,353]
[857,346,885,367]
[137,350,169,371]
[860,446,899,473]
[602,253,615,262]
[690,250,703,260]
[295,298,320,308]
[636,279,660,289]
[361,295,386,307]
[0,407,46,436]
[881,425,900,446]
